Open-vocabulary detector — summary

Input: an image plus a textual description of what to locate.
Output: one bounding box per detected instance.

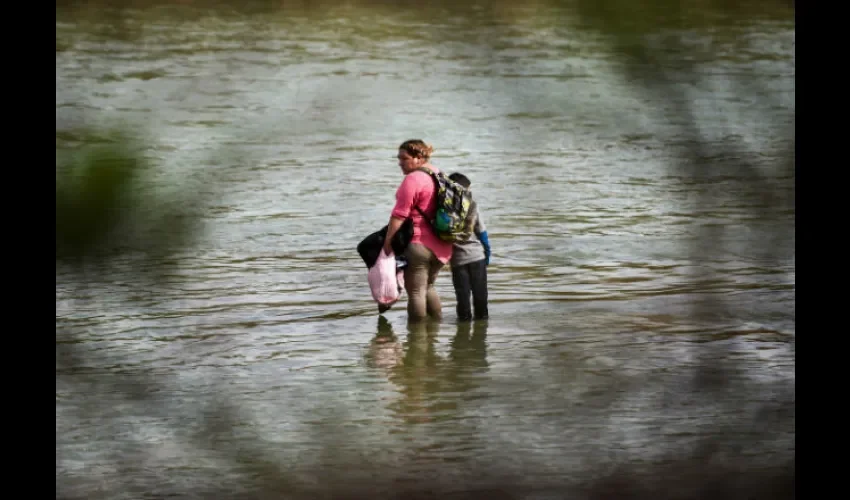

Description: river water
[56,3,795,499]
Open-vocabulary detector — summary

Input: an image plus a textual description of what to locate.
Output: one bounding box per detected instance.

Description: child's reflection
[449,319,489,370]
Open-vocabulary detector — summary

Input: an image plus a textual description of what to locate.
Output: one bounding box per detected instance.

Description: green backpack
[414,166,473,242]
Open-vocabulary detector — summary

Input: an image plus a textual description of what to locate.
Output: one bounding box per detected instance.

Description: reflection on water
[365,316,404,372]
[369,317,491,425]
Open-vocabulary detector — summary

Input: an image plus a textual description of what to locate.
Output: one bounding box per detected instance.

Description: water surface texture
[56,4,794,499]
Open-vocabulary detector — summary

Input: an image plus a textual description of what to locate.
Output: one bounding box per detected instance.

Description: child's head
[449,172,471,189]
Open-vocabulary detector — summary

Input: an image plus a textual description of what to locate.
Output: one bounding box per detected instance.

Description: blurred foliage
[55,126,211,290]
[56,129,146,259]
[55,0,794,26]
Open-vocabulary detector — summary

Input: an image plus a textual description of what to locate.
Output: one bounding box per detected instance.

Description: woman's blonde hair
[399,139,434,161]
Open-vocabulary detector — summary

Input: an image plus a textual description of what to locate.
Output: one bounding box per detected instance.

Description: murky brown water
[56,3,794,499]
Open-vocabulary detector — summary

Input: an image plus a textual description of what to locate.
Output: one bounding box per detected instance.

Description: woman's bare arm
[382,216,406,255]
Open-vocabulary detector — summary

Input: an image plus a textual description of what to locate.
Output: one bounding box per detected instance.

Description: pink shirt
[391,166,454,264]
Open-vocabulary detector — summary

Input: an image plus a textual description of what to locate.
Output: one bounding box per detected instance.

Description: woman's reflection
[386,317,442,423]
[365,316,490,425]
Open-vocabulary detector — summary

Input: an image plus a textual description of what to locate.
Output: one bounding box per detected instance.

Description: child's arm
[479,231,491,265]
[474,206,491,266]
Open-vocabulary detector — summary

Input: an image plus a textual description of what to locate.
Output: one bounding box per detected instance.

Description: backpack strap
[414,205,429,220]
[412,167,439,221]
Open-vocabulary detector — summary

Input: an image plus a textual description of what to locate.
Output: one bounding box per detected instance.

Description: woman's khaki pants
[403,243,445,321]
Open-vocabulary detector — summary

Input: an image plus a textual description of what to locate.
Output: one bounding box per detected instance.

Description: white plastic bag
[368,250,403,306]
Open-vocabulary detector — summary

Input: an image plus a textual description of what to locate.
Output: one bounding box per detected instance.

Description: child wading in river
[447,172,490,321]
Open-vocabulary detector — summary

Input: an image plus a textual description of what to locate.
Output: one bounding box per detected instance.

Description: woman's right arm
[383,176,416,255]
[383,216,406,255]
